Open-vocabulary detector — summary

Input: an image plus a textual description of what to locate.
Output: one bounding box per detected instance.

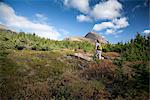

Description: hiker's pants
[96,50,102,59]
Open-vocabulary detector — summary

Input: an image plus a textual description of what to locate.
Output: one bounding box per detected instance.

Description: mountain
[85,32,108,44]
[65,32,108,44]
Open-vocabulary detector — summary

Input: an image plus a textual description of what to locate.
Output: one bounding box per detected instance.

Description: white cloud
[63,0,127,29]
[117,30,123,33]
[143,30,150,34]
[64,0,90,13]
[106,29,116,34]
[0,2,61,40]
[113,17,129,29]
[59,29,69,35]
[102,35,105,39]
[63,0,129,35]
[106,29,123,34]
[91,0,122,20]
[76,14,92,22]
[93,17,129,34]
[93,22,114,31]
[35,13,47,21]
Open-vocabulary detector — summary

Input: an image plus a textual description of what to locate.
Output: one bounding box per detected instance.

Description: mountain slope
[0,24,8,30]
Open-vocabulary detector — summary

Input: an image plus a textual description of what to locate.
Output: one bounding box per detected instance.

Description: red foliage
[81,60,116,82]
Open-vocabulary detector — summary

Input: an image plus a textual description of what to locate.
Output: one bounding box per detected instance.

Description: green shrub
[132,63,149,91]
[0,30,94,52]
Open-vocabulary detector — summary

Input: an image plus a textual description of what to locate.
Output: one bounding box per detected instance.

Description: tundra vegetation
[0,30,149,99]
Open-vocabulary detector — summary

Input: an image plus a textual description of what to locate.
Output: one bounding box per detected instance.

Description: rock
[64,55,72,59]
[15,45,26,50]
[70,53,92,61]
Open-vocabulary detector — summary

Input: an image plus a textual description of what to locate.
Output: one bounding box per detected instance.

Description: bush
[15,45,26,50]
[132,63,149,91]
[105,33,150,61]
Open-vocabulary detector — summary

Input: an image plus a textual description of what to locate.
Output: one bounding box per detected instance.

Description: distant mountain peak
[85,32,108,44]
[64,32,108,44]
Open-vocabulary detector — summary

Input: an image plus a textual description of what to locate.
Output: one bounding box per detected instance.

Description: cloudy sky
[0,0,149,43]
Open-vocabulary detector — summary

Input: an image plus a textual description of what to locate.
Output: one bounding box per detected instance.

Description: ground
[0,50,118,99]
[0,49,149,99]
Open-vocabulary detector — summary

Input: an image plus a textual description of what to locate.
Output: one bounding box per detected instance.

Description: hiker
[95,40,102,59]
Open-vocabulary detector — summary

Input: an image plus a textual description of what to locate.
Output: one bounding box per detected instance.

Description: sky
[0,0,149,43]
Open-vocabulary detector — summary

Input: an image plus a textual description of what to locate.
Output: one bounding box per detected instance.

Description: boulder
[70,53,92,61]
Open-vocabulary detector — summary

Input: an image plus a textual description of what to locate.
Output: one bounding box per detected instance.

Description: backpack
[97,45,102,50]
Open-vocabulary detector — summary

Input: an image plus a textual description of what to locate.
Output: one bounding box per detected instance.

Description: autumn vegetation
[0,29,149,99]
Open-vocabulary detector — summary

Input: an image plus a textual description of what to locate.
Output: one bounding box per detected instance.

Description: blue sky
[0,0,149,43]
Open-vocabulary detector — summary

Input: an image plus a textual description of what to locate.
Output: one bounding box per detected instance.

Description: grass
[0,49,149,99]
[0,50,73,99]
[0,49,107,99]
[0,30,149,99]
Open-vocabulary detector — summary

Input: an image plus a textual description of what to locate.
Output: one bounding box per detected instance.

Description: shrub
[15,45,26,50]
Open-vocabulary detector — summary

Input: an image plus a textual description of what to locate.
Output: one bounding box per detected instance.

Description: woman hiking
[95,40,102,59]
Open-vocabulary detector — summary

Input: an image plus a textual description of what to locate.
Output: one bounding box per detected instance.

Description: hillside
[0,29,149,99]
[0,24,8,30]
[64,36,90,42]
